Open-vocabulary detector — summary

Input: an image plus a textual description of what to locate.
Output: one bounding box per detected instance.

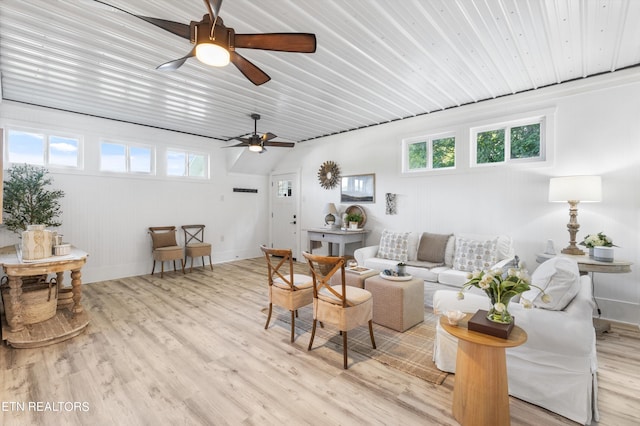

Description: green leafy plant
[3,164,65,235]
[346,213,362,223]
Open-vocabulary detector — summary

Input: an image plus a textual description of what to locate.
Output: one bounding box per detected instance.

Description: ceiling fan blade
[235,33,316,53]
[203,0,223,22]
[261,132,277,141]
[264,141,296,148]
[229,52,271,86]
[223,141,250,148]
[92,1,190,39]
[136,16,191,39]
[232,137,251,143]
[156,47,195,71]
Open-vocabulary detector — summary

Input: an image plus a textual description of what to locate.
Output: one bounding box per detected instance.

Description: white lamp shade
[549,176,602,202]
[324,203,338,214]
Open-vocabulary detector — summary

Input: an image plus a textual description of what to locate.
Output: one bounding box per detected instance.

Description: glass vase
[486,304,513,324]
[486,292,515,324]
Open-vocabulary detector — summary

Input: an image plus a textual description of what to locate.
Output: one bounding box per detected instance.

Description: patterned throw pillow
[377,230,410,262]
[452,237,498,272]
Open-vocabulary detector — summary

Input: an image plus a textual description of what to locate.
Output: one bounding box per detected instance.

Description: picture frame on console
[341,174,375,203]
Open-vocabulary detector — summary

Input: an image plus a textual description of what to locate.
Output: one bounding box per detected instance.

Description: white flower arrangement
[580,232,617,248]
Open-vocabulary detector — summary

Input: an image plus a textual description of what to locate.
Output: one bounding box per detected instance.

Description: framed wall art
[341,173,375,203]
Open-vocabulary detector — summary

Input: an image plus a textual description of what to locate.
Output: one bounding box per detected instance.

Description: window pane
[130,146,152,173]
[510,123,540,159]
[476,129,505,164]
[408,141,427,169]
[277,180,292,197]
[100,142,127,172]
[188,153,206,177]
[167,150,186,176]
[8,130,45,165]
[49,136,79,167]
[432,137,455,168]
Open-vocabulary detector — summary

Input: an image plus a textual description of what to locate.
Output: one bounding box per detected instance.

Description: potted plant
[346,213,362,230]
[579,232,617,260]
[3,163,65,235]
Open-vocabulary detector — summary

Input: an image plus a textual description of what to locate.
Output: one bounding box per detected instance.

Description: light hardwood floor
[1,258,639,425]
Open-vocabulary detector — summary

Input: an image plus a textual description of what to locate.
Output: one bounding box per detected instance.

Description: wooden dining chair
[302,252,376,369]
[149,226,185,278]
[261,245,314,343]
[182,225,213,272]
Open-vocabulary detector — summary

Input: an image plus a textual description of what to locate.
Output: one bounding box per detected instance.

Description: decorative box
[468,309,514,339]
[53,243,72,256]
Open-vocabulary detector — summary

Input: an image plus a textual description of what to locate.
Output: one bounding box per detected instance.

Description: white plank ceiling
[1,0,639,144]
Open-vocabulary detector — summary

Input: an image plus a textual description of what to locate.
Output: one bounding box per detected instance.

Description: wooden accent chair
[182,225,213,272]
[149,226,185,278]
[302,252,376,369]
[260,245,314,343]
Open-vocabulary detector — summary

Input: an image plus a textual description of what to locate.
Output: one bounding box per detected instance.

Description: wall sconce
[549,175,602,255]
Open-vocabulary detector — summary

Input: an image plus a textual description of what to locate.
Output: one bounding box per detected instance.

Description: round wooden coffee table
[440,315,527,426]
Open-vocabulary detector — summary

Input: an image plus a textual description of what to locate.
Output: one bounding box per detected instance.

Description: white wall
[276,69,640,325]
[1,69,638,325]
[0,102,269,282]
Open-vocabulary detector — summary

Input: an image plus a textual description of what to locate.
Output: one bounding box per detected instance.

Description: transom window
[403,133,456,173]
[7,129,82,168]
[100,141,153,174]
[167,149,208,178]
[471,119,543,166]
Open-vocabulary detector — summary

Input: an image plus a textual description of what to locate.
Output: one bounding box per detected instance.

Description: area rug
[263,308,448,385]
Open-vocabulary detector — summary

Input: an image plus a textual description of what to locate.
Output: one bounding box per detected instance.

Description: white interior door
[270,172,300,259]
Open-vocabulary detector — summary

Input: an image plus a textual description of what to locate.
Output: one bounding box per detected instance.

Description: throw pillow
[417,232,452,263]
[523,256,580,311]
[151,230,177,248]
[377,230,410,262]
[452,237,498,272]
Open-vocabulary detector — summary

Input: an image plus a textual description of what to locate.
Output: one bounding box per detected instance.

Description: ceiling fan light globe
[195,42,230,67]
[248,144,263,153]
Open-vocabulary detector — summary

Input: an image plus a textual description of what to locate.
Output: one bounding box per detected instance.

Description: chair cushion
[417,232,452,263]
[452,237,498,272]
[523,256,581,310]
[318,285,372,305]
[151,231,177,248]
[273,274,313,290]
[153,246,183,261]
[377,229,410,261]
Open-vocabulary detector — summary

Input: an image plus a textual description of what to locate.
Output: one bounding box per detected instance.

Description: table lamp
[324,203,337,227]
[549,175,602,255]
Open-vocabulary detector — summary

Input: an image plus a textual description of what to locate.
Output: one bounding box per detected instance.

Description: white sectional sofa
[432,256,599,425]
[354,230,515,306]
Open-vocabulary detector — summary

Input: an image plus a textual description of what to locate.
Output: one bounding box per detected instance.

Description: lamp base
[561,246,585,255]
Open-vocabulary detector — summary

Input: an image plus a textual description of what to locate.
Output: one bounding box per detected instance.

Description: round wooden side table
[440,315,527,426]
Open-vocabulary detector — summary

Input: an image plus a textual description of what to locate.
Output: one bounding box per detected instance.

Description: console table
[441,315,527,426]
[536,252,632,332]
[306,228,369,257]
[0,245,90,348]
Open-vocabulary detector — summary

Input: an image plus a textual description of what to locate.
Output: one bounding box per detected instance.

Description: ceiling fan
[225,114,295,153]
[94,0,316,85]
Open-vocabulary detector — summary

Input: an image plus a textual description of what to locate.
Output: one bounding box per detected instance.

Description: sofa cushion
[523,256,581,311]
[452,237,498,272]
[377,230,410,261]
[436,268,471,287]
[417,232,452,263]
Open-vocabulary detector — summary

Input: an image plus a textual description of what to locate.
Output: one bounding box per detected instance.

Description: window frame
[6,127,84,170]
[401,131,457,174]
[470,115,546,168]
[99,140,155,175]
[166,148,209,179]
